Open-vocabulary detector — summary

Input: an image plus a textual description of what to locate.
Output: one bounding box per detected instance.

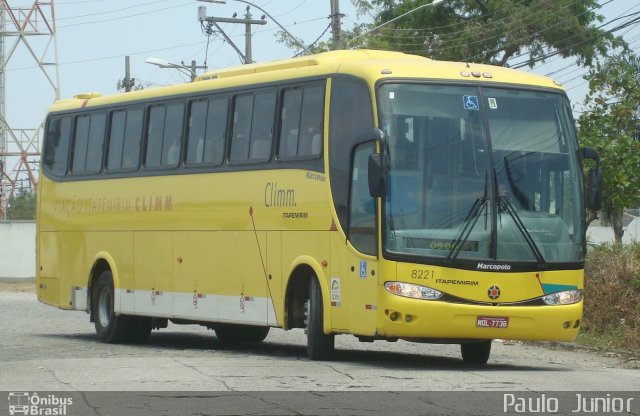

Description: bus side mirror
[367,128,388,198]
[587,167,602,211]
[580,147,602,211]
[368,153,387,198]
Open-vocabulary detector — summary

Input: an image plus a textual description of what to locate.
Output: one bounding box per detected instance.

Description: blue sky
[4,0,639,131]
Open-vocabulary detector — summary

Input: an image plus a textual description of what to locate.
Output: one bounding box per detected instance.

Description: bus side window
[146,103,184,168]
[71,115,91,173]
[86,114,106,173]
[278,88,303,158]
[230,94,253,162]
[329,77,375,235]
[203,97,227,165]
[109,109,142,171]
[187,100,207,165]
[187,96,228,166]
[249,91,275,161]
[298,85,324,157]
[162,103,185,167]
[278,84,324,160]
[72,114,105,174]
[44,116,72,176]
[230,91,275,163]
[107,111,126,170]
[349,142,377,256]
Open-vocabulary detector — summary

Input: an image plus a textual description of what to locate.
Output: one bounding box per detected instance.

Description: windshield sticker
[389,91,395,100]
[488,97,498,109]
[463,95,480,111]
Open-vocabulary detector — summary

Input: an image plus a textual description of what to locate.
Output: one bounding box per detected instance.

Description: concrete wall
[0,221,35,279]
[0,220,636,279]
[586,220,640,245]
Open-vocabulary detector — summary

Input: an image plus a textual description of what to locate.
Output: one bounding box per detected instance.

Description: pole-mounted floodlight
[145,57,205,81]
[145,57,173,69]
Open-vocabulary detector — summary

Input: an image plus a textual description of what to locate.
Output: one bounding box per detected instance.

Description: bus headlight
[384,282,443,300]
[542,289,583,305]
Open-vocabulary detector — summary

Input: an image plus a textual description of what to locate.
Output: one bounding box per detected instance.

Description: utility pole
[183,60,207,81]
[243,7,254,62]
[330,0,344,50]
[118,56,135,92]
[198,5,266,64]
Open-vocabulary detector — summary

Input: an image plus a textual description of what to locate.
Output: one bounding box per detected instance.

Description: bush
[582,243,640,350]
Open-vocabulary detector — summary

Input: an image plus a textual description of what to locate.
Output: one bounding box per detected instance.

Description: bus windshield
[378,83,584,266]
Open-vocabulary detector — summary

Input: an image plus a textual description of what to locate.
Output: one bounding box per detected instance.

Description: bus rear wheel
[214,324,270,344]
[91,270,133,343]
[306,277,334,360]
[460,340,492,365]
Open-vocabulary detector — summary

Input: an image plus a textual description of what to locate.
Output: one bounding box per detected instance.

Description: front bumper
[376,289,582,342]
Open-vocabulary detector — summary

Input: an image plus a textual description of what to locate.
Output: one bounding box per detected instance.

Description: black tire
[306,276,335,360]
[91,271,133,343]
[128,316,152,343]
[460,340,492,365]
[214,324,270,344]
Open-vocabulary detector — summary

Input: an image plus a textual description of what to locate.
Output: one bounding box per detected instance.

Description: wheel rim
[98,286,112,328]
[303,299,310,334]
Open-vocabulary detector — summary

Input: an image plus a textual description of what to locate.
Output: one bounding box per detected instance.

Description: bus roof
[48,49,563,113]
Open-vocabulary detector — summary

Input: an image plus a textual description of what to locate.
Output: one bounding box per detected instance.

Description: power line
[511,12,640,69]
[273,0,308,18]
[56,0,179,21]
[462,0,617,64]
[56,0,107,4]
[57,1,193,29]
[6,41,206,72]
[520,2,640,70]
[362,0,616,68]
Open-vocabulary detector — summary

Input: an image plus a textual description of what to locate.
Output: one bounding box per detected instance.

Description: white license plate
[477,316,509,328]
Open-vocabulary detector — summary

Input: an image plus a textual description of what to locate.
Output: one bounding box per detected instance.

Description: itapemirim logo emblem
[488,285,501,300]
[8,392,73,416]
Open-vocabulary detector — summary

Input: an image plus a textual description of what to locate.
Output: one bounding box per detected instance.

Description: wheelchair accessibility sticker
[463,95,480,111]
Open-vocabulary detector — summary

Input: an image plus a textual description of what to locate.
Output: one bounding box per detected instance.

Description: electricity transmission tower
[0,0,60,219]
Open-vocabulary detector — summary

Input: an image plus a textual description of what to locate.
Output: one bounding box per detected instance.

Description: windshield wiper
[497,194,547,267]
[446,173,489,262]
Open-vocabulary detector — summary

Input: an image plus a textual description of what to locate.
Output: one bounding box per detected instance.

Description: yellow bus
[37,50,601,364]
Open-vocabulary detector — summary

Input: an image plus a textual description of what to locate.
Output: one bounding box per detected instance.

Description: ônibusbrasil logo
[8,392,72,416]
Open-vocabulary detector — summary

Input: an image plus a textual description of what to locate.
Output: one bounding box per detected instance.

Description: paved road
[0,291,640,391]
[1,288,638,394]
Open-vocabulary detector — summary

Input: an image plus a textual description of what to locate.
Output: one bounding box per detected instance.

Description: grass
[581,243,640,352]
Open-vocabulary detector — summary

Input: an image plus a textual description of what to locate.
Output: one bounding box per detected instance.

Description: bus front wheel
[91,270,132,343]
[460,340,492,365]
[306,277,334,360]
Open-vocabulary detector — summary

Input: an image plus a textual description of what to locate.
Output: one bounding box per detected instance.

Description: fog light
[384,282,443,300]
[542,289,583,305]
[563,321,571,329]
[389,312,399,321]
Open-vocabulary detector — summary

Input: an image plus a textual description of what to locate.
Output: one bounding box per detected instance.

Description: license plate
[477,316,509,328]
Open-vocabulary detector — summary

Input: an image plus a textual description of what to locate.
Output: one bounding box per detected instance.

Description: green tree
[6,191,37,221]
[288,0,623,68]
[578,52,640,242]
